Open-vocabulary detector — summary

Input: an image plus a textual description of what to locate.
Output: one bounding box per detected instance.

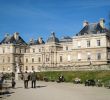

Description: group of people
[23,71,37,88]
[11,71,37,89]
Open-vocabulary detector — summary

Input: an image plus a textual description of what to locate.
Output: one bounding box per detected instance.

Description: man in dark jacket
[11,72,16,88]
[31,71,37,88]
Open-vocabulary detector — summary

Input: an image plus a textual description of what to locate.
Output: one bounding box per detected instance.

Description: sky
[0,0,110,42]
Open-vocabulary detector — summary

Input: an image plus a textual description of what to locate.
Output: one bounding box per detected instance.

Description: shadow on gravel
[36,85,47,88]
[14,87,23,89]
[0,91,15,98]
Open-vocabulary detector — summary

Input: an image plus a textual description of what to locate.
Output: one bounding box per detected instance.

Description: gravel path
[1,81,110,100]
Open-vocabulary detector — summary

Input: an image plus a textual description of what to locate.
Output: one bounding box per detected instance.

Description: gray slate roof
[28,39,45,45]
[0,34,27,45]
[47,32,59,43]
[60,36,72,43]
[77,23,109,36]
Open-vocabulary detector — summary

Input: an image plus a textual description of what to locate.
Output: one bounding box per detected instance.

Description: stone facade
[0,19,110,73]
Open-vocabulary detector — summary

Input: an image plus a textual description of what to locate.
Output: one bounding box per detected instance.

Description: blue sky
[0,0,110,42]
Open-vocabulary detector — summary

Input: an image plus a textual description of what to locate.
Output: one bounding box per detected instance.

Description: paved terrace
[0,81,110,100]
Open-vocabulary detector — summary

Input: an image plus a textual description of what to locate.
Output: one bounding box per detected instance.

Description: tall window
[87,40,90,47]
[3,58,4,63]
[60,56,62,62]
[97,53,101,60]
[20,49,22,53]
[66,46,68,50]
[38,57,41,62]
[78,41,81,48]
[3,48,5,53]
[32,66,34,70]
[39,49,41,52]
[26,58,28,63]
[20,57,22,63]
[97,40,101,46]
[33,49,35,53]
[32,58,34,62]
[15,57,18,62]
[8,57,10,62]
[26,66,28,70]
[46,55,49,62]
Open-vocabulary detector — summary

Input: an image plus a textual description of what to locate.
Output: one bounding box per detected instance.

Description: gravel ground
[1,81,110,100]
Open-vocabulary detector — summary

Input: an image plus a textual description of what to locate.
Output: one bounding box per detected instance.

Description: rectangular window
[97,40,101,46]
[33,49,35,53]
[38,57,41,62]
[26,66,28,70]
[15,57,18,62]
[32,66,34,70]
[3,48,5,53]
[87,40,90,47]
[66,46,68,50]
[26,58,28,63]
[97,53,101,60]
[3,58,4,63]
[8,57,10,62]
[39,49,41,52]
[78,41,81,48]
[60,56,62,62]
[20,57,22,63]
[46,58,49,62]
[32,58,34,62]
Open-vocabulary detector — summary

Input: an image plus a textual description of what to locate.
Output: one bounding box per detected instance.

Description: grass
[36,70,110,83]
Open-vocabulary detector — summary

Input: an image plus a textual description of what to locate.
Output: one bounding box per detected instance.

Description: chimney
[30,38,34,43]
[38,37,42,44]
[14,32,19,40]
[99,18,105,28]
[83,20,89,27]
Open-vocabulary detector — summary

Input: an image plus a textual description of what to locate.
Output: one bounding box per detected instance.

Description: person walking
[0,72,4,83]
[31,71,37,88]
[23,71,29,89]
[11,72,16,88]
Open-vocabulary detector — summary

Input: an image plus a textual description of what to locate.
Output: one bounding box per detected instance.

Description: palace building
[0,19,110,73]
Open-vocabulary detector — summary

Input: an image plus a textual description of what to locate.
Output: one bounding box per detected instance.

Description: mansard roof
[77,22,109,36]
[47,32,59,43]
[60,36,72,43]
[0,33,27,45]
[28,38,45,45]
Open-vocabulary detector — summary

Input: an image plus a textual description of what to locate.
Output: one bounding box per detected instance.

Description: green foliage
[36,71,110,83]
[4,73,12,80]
